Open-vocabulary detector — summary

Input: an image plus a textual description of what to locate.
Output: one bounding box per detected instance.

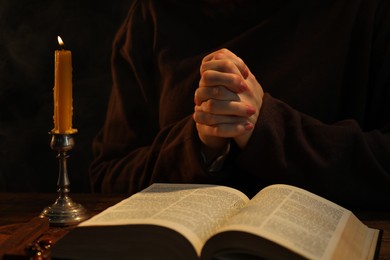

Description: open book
[52,183,381,259]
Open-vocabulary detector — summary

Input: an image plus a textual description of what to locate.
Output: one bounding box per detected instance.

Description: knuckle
[226,60,236,72]
[232,73,242,84]
[218,60,235,72]
[212,86,221,98]
[212,127,223,137]
[198,76,207,87]
[214,50,226,59]
[204,99,215,112]
[193,108,203,119]
[202,70,214,80]
[226,73,241,86]
[193,111,200,122]
[194,88,200,97]
[194,110,214,125]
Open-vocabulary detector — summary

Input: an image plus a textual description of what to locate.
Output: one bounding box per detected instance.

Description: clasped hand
[193,48,264,158]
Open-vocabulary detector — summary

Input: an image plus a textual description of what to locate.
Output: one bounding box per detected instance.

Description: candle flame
[57,36,64,47]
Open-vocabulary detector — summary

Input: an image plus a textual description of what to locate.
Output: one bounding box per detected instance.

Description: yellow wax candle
[52,36,77,134]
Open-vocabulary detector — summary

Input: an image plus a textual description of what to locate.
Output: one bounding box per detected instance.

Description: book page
[80,183,249,256]
[217,184,372,260]
[329,213,379,259]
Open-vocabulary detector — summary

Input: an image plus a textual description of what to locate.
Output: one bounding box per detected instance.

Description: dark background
[0,0,132,192]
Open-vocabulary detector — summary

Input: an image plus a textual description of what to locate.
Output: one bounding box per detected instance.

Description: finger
[193,109,247,125]
[213,51,249,79]
[200,59,241,75]
[200,70,248,93]
[202,48,238,63]
[194,86,240,105]
[195,100,255,117]
[195,122,254,138]
[202,48,248,79]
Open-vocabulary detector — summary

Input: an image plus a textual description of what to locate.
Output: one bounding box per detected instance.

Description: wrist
[200,139,231,172]
[200,139,228,163]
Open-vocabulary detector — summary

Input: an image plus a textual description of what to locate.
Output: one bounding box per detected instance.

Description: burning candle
[52,36,77,134]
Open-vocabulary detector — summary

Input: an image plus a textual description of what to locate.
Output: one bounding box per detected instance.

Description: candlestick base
[41,195,89,226]
[40,133,89,226]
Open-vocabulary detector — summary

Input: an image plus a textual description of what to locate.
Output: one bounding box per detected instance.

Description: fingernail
[239,81,248,92]
[244,122,254,130]
[242,67,249,79]
[246,106,256,116]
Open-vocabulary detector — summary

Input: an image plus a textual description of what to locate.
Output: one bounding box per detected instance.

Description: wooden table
[0,193,389,259]
[0,192,127,258]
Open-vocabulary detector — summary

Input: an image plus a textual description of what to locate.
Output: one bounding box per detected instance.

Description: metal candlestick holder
[40,133,89,226]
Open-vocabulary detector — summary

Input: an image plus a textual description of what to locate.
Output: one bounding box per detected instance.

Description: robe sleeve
[90,1,214,193]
